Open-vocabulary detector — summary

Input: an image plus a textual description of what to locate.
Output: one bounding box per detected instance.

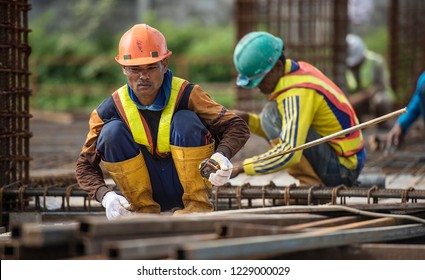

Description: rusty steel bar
[3,243,76,260]
[0,0,32,186]
[217,216,401,238]
[310,217,406,235]
[344,243,425,260]
[217,222,294,237]
[276,216,362,233]
[213,184,425,201]
[105,233,218,260]
[216,216,362,237]
[281,243,425,260]
[78,213,326,239]
[2,184,90,197]
[176,224,425,260]
[11,222,79,247]
[202,204,425,220]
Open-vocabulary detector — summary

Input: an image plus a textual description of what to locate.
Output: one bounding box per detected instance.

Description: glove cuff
[211,152,226,163]
[101,191,116,208]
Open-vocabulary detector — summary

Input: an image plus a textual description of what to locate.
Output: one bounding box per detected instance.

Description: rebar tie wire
[367,185,379,204]
[204,204,425,224]
[331,185,348,205]
[401,187,416,203]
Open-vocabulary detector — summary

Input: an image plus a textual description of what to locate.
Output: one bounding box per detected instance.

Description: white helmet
[346,34,366,67]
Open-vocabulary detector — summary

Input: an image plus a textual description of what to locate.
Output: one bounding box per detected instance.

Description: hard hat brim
[236,75,264,89]
[115,51,172,66]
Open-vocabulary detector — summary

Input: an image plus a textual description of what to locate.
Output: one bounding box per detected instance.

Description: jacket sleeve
[243,88,317,175]
[75,109,111,202]
[187,85,250,159]
[397,71,425,132]
[247,113,268,139]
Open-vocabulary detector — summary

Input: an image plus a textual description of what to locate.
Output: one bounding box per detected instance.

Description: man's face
[258,60,283,94]
[123,59,168,104]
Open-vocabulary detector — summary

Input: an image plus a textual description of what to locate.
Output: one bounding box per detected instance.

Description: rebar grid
[234,0,348,111]
[0,0,32,186]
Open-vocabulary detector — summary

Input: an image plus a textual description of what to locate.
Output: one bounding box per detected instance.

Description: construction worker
[386,71,425,149]
[230,31,366,188]
[75,24,249,220]
[345,34,396,127]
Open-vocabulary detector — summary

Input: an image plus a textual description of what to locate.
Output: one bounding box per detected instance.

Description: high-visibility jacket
[345,50,395,102]
[76,74,250,201]
[112,77,188,157]
[243,60,365,175]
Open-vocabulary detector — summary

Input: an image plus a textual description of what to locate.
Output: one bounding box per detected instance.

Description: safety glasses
[236,70,270,87]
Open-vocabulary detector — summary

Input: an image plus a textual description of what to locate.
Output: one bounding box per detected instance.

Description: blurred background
[26,0,424,113]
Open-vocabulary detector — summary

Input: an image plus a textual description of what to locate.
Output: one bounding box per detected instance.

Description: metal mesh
[234,0,348,112]
[389,0,425,104]
[0,0,32,185]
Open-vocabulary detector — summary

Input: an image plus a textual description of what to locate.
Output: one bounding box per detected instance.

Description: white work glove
[101,191,133,221]
[208,152,233,186]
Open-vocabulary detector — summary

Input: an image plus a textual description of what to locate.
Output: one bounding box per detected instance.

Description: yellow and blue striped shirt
[244,60,365,175]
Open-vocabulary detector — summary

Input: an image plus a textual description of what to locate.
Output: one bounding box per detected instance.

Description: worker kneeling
[75,24,249,220]
[230,31,366,189]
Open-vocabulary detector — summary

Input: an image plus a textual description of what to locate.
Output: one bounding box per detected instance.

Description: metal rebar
[176,224,425,260]
[213,184,425,200]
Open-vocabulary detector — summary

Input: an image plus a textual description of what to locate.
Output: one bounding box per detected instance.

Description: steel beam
[78,213,326,239]
[278,243,425,260]
[213,185,425,201]
[11,222,78,247]
[176,224,425,260]
[105,233,218,260]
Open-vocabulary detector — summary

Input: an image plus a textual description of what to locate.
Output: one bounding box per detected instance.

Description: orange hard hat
[115,24,172,66]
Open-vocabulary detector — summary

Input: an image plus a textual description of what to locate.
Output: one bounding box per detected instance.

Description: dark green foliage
[30,5,236,111]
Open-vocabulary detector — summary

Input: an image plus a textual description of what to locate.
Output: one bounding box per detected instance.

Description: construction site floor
[29,110,425,196]
[22,109,425,214]
[1,110,424,262]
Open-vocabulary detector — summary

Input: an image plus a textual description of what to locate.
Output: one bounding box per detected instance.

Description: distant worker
[345,34,396,127]
[386,71,425,149]
[76,24,249,220]
[230,31,366,188]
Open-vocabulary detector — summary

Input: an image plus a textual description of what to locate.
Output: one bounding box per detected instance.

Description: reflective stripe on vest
[270,62,364,157]
[115,77,187,156]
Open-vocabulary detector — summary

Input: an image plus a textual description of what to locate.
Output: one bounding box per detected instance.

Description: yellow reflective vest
[271,61,364,158]
[112,77,188,157]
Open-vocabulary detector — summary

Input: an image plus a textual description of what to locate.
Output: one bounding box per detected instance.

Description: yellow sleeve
[243,88,318,175]
[247,113,267,139]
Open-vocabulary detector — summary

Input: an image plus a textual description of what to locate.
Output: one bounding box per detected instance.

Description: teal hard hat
[233,31,284,89]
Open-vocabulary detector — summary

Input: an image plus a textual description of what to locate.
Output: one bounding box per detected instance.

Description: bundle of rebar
[0,0,32,186]
[2,205,425,260]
